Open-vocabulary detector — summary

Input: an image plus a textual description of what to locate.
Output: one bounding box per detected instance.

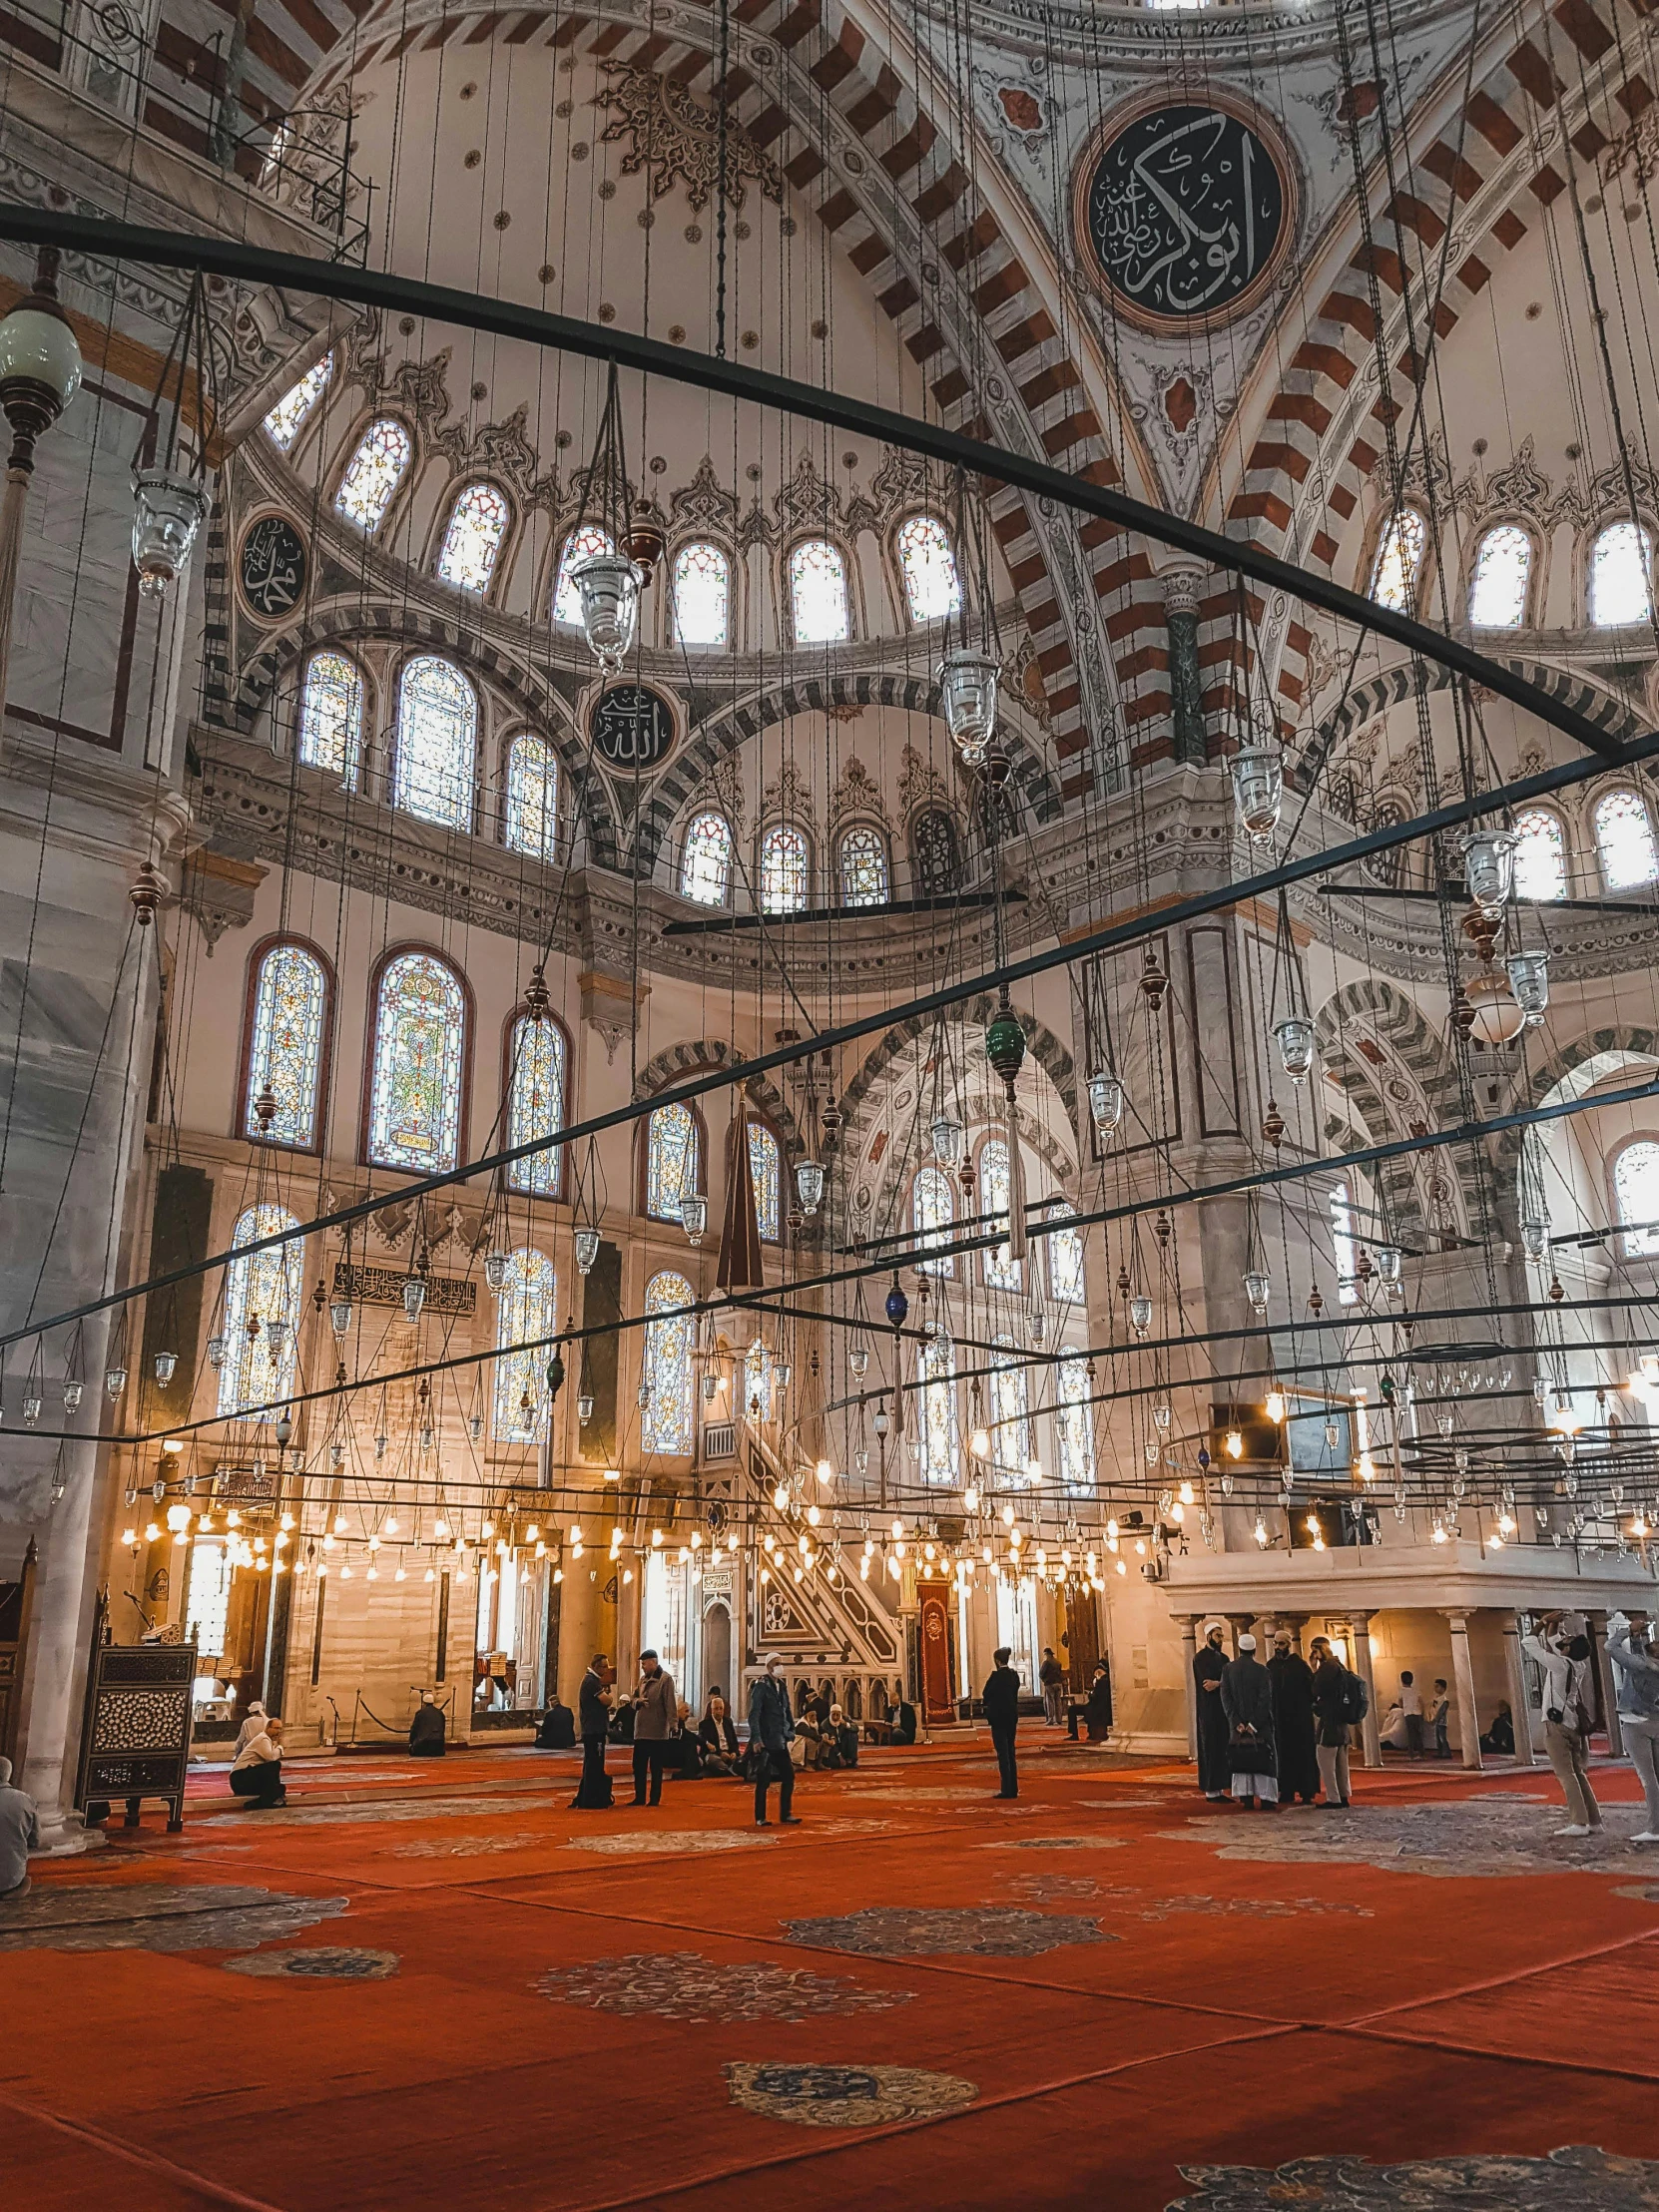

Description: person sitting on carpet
[892,1698,918,1746]
[408,1691,446,1758]
[793,1709,823,1769]
[0,1756,40,1902]
[1479,1702,1516,1757]
[1378,1699,1410,1752]
[229,1716,286,1808]
[608,1694,636,1744]
[534,1697,575,1750]
[750,1654,801,1826]
[698,1694,742,1777]
[829,1703,858,1769]
[233,1700,270,1759]
[1221,1633,1278,1811]
[667,1699,703,1781]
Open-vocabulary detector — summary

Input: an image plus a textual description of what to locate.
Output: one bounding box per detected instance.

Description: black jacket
[578,1669,610,1740]
[982,1664,1021,1727]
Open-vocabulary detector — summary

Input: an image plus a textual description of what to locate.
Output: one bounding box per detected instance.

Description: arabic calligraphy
[1082,103,1287,326]
[239,514,306,621]
[591,684,675,772]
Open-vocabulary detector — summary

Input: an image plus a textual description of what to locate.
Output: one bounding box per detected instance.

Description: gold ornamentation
[596,69,785,213]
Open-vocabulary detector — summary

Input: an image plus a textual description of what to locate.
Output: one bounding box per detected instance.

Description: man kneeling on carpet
[230,1715,286,1808]
[0,1757,40,1901]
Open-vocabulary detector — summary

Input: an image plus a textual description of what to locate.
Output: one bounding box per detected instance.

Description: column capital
[1440,1608,1477,1626]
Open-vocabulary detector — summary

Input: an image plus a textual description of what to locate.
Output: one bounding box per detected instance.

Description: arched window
[896,514,962,624]
[1055,1349,1095,1494]
[366,950,467,1173]
[912,1164,955,1277]
[917,1331,960,1487]
[1467,524,1532,628]
[553,524,616,626]
[911,809,961,896]
[505,1013,565,1196]
[493,1247,558,1441]
[1045,1200,1085,1305]
[264,353,332,450]
[1331,1181,1359,1307]
[681,812,732,905]
[748,1119,781,1244]
[760,824,810,913]
[1512,808,1568,901]
[1589,521,1655,627]
[437,481,510,595]
[838,826,888,907]
[672,541,731,647]
[1368,508,1425,613]
[979,1136,1021,1291]
[218,1203,302,1420]
[1614,1139,1659,1257]
[334,417,412,533]
[642,1270,695,1453]
[788,538,850,644]
[990,1335,1032,1480]
[504,733,559,862]
[244,942,327,1150]
[297,650,364,790]
[646,1100,700,1222]
[1594,787,1659,890]
[392,656,476,830]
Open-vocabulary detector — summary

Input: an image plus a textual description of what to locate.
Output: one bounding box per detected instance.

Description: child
[1400,1671,1424,1758]
[1429,1678,1450,1758]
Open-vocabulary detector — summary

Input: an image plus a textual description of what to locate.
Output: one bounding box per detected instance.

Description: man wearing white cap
[1221,1632,1280,1811]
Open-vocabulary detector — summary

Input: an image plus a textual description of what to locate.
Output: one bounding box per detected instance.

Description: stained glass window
[991,1334,1032,1480]
[1368,508,1425,613]
[761,824,809,913]
[553,524,617,626]
[748,1120,781,1244]
[839,826,888,907]
[245,942,326,1149]
[505,733,559,862]
[1331,1182,1359,1307]
[646,1100,700,1222]
[1055,1349,1095,1494]
[367,950,467,1173]
[186,1539,232,1656]
[789,538,850,644]
[264,353,332,450]
[1614,1139,1659,1257]
[896,514,962,624]
[506,1014,565,1196]
[219,1203,302,1420]
[681,812,732,905]
[297,650,364,789]
[1512,809,1568,901]
[912,1164,955,1277]
[917,1331,960,1488]
[494,1247,557,1442]
[643,1270,695,1453]
[673,541,730,647]
[1045,1200,1085,1305]
[1590,521,1654,627]
[911,809,960,895]
[437,481,510,594]
[392,655,476,830]
[1467,524,1531,628]
[1594,787,1659,890]
[979,1136,1020,1291]
[335,416,412,533]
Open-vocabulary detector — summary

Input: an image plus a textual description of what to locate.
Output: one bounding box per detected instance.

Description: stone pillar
[1501,1611,1537,1766]
[1444,1610,1483,1771]
[1588,1611,1624,1757]
[1158,562,1209,764]
[1345,1612,1382,1769]
[1177,1614,1200,1759]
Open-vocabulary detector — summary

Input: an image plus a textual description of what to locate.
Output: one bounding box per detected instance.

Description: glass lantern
[1087,1069,1125,1135]
[680,1193,708,1247]
[1461,828,1517,919]
[1129,1294,1153,1336]
[131,467,212,597]
[330,1297,352,1338]
[930,1113,963,1167]
[1520,1206,1550,1261]
[848,1344,869,1382]
[104,1365,127,1399]
[570,549,645,672]
[1243,1270,1271,1316]
[1274,1015,1316,1085]
[1375,1245,1402,1287]
[795,1159,826,1216]
[935,647,1000,764]
[153,1350,178,1385]
[484,1250,510,1294]
[402,1276,427,1321]
[575,1228,601,1275]
[1231,745,1284,840]
[1507,950,1549,1025]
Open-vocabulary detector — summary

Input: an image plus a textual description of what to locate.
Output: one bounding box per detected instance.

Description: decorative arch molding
[836,994,1078,1166]
[1313,977,1472,1240]
[1491,1027,1659,1191]
[633,1038,805,1159]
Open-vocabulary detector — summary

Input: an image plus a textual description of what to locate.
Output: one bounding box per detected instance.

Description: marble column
[1588,1611,1624,1758]
[1345,1612,1382,1768]
[1444,1610,1483,1771]
[1501,1611,1537,1766]
[1177,1614,1200,1759]
[1159,562,1209,765]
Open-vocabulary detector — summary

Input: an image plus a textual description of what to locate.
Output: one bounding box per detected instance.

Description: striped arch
[633,1037,804,1158]
[1491,1025,1659,1209]
[1313,978,1470,1240]
[836,993,1078,1157]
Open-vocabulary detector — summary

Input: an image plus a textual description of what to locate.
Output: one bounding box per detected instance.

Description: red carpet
[5,1734,1659,2209]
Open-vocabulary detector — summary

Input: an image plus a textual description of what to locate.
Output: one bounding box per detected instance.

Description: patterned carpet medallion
[539,1951,911,2021]
[216,1793,554,1828]
[224,1946,400,1980]
[562,1829,777,1856]
[783,1905,1114,1955]
[723,2060,976,2128]
[1167,2147,1659,2209]
[1166,1800,1657,1877]
[0,1884,348,1953]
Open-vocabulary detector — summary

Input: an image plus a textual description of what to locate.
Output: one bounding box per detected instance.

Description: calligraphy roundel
[238,512,307,623]
[1074,95,1296,333]
[590,683,677,772]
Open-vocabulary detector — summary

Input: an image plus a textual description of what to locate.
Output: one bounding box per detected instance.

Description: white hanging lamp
[0,249,81,743]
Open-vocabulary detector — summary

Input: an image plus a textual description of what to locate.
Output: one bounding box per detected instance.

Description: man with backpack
[1310,1634,1367,1808]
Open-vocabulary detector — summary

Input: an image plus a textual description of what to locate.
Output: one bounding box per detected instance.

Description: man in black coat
[1193,1624,1230,1800]
[573,1653,613,1808]
[982,1646,1022,1799]
[1266,1632,1321,1805]
[749,1655,800,1826]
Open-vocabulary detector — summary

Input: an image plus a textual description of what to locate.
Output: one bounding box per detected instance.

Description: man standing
[573,1652,613,1809]
[1399,1671,1424,1759]
[1193,1623,1230,1800]
[1266,1631,1320,1806]
[631,1649,677,1808]
[1039,1647,1066,1727]
[1221,1633,1279,1811]
[749,1655,800,1826]
[983,1645,1022,1800]
[1429,1679,1451,1758]
[1309,1635,1355,1809]
[0,1756,41,1901]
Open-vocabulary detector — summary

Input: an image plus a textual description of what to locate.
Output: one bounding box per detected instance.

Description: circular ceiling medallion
[1074,94,1295,333]
[238,512,306,622]
[590,683,676,772]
